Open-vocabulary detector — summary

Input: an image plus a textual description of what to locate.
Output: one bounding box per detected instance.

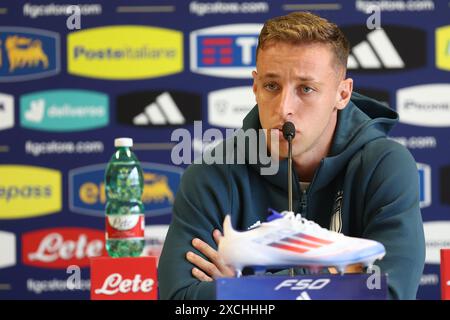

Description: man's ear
[336,77,353,110]
[252,70,258,96]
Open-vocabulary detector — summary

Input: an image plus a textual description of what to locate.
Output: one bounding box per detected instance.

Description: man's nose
[277,89,296,119]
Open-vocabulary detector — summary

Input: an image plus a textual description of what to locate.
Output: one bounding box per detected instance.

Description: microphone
[282,121,296,278]
[282,122,296,213]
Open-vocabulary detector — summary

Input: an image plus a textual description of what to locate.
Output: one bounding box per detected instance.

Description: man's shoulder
[359,137,417,175]
[181,159,250,185]
[362,137,412,160]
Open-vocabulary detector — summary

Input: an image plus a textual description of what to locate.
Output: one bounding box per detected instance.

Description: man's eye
[264,83,279,91]
[301,86,314,94]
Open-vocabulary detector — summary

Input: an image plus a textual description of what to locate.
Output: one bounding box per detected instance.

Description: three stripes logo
[266,232,333,254]
[117,91,202,127]
[343,26,426,72]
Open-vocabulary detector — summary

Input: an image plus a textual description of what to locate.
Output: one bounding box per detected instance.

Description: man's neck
[292,152,323,182]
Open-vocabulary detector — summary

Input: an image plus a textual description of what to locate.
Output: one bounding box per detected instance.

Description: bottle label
[106,214,145,240]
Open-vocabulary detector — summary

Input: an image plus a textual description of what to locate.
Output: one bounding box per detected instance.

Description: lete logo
[0,27,60,82]
[91,257,157,300]
[69,162,183,217]
[22,227,104,269]
[94,273,154,295]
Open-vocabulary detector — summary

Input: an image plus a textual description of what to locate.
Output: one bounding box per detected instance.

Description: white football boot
[218,211,386,277]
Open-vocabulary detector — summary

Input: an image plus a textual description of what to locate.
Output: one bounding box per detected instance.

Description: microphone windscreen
[282,121,296,140]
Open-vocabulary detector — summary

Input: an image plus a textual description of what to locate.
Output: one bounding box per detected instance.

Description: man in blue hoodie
[158,11,425,300]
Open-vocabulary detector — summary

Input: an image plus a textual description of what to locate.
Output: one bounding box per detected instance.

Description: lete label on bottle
[106,214,145,240]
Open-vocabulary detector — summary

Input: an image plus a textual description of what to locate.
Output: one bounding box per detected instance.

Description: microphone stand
[282,121,296,277]
[287,135,294,277]
[288,135,293,213]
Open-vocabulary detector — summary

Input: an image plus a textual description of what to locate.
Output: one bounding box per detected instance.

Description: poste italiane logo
[20,89,109,132]
[67,25,183,80]
[69,163,183,217]
[0,165,61,219]
[0,27,60,82]
[436,25,450,71]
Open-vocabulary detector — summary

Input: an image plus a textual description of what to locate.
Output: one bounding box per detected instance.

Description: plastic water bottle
[105,137,145,257]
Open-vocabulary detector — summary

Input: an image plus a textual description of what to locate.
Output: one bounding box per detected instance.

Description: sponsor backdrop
[0,0,449,300]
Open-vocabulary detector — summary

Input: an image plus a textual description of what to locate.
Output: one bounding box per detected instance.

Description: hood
[237,91,398,193]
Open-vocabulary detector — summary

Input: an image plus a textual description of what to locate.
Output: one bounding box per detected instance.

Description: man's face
[252,41,352,159]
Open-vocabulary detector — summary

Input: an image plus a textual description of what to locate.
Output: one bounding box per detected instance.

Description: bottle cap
[114,138,133,147]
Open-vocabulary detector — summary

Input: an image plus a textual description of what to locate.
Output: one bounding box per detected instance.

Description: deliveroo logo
[20,89,108,131]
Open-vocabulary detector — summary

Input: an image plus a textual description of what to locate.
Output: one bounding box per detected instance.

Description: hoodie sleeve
[158,163,230,300]
[361,140,425,300]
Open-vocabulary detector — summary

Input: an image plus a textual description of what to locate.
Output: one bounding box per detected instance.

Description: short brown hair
[257,11,350,73]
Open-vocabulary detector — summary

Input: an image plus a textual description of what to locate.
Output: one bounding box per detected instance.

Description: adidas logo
[348,29,404,69]
[343,26,426,72]
[296,291,312,300]
[117,90,202,128]
[133,92,185,125]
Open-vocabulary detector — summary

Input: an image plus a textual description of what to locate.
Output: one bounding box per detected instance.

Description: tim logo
[417,163,431,209]
[0,27,60,82]
[190,24,262,78]
[117,91,202,127]
[342,26,426,73]
[69,163,183,217]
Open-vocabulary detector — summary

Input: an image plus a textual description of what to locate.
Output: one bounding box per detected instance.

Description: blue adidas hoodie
[158,92,426,300]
